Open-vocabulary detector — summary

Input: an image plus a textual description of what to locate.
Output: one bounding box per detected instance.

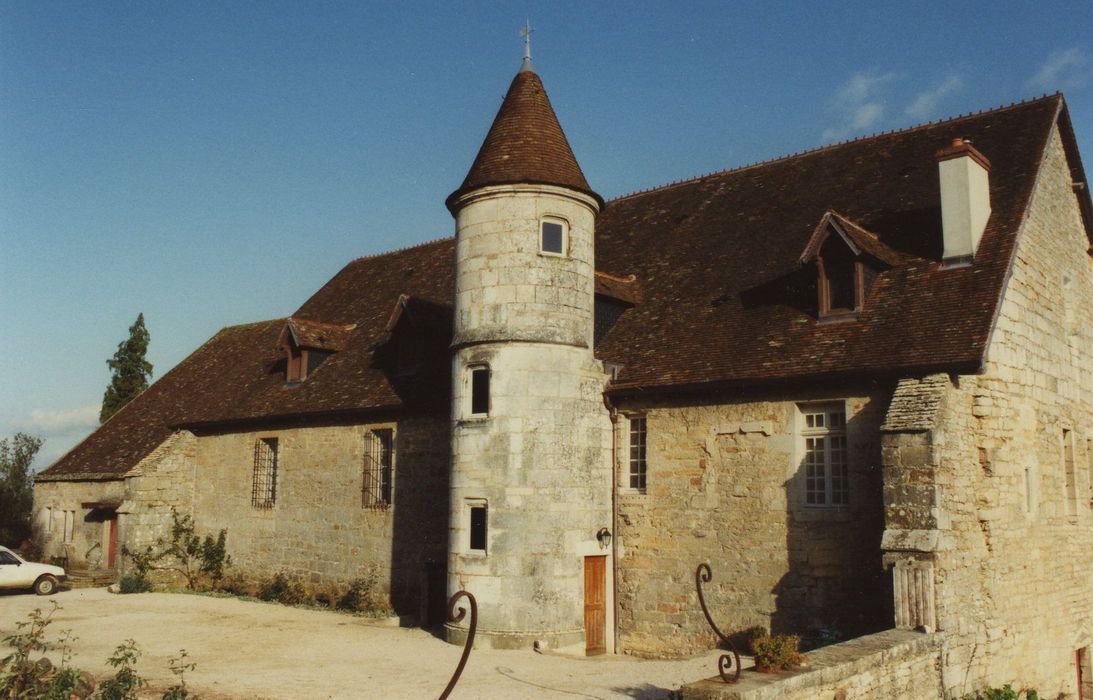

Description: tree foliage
[100,314,153,423]
[0,433,42,547]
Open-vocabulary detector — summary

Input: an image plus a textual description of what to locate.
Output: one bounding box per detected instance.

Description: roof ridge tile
[346,235,453,264]
[608,94,1062,204]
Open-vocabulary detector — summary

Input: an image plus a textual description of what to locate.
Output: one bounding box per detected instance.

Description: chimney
[936,138,991,266]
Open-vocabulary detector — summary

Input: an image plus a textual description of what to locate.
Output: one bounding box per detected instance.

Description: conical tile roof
[447,67,601,212]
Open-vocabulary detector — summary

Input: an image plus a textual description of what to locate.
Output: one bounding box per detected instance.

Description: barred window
[628,415,647,491]
[252,438,279,508]
[801,405,848,507]
[363,428,394,510]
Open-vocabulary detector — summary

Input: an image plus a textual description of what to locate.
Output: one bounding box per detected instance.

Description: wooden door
[1079,647,1089,700]
[107,517,118,568]
[584,555,607,656]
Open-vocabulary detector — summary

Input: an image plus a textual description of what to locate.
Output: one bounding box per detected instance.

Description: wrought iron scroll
[695,563,741,683]
[438,590,477,700]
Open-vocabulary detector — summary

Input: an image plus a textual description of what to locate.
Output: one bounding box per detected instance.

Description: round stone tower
[444,59,614,651]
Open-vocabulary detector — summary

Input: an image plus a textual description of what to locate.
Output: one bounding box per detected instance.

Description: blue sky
[2,1,1092,469]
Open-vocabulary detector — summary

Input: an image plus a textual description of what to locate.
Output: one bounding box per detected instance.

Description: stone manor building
[35,59,1093,697]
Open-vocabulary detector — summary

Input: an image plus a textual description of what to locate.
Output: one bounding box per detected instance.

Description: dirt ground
[0,587,726,699]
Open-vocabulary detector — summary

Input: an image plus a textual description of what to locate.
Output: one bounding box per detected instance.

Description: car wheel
[34,575,59,596]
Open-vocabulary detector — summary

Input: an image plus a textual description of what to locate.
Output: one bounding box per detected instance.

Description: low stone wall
[682,629,941,700]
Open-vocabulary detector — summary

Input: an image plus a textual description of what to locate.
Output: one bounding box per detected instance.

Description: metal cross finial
[519,19,534,71]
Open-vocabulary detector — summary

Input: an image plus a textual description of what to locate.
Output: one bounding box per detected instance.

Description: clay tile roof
[39,239,455,481]
[596,95,1086,392]
[40,94,1092,480]
[446,68,601,211]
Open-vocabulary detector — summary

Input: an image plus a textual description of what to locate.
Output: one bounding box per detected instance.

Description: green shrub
[961,686,1041,700]
[118,574,153,594]
[213,571,253,597]
[0,603,58,698]
[259,572,305,606]
[91,639,145,700]
[336,568,389,614]
[160,649,195,700]
[751,634,805,672]
[1,605,192,700]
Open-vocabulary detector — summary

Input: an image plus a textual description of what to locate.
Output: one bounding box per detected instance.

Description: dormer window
[278,317,355,384]
[817,236,863,316]
[540,217,567,255]
[798,211,902,321]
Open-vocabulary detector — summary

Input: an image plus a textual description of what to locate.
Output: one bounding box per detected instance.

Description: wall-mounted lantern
[596,527,612,550]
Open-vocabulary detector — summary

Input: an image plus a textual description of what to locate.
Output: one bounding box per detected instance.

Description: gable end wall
[926,123,1093,698]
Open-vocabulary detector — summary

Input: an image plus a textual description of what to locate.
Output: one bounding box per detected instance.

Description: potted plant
[751,634,806,673]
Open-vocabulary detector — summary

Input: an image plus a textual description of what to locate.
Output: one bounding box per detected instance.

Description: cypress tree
[100,313,153,423]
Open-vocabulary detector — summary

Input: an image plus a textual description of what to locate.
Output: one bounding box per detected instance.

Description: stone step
[66,569,117,588]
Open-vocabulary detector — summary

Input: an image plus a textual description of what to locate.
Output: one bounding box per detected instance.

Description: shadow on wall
[378,325,453,629]
[770,401,893,646]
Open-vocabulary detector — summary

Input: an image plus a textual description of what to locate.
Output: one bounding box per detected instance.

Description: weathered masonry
[35,52,1093,697]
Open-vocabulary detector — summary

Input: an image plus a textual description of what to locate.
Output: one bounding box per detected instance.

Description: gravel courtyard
[0,588,724,699]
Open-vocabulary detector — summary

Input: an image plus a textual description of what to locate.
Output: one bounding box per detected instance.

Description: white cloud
[821,71,898,142]
[18,405,100,433]
[8,404,99,472]
[1026,48,1090,91]
[905,75,964,120]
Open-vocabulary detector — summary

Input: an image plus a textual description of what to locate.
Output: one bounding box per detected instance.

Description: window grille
[363,429,394,510]
[801,406,848,507]
[629,416,647,491]
[252,438,278,508]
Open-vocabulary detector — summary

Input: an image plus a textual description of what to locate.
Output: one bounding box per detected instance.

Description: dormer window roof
[277,317,355,383]
[593,271,640,347]
[382,294,454,377]
[798,211,902,320]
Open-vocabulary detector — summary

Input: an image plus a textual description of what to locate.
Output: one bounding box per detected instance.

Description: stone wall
[33,479,126,568]
[121,430,199,576]
[882,125,1093,698]
[682,629,941,700]
[189,414,450,617]
[614,386,893,657]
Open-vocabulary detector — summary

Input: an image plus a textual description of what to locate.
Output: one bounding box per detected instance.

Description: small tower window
[540,218,567,255]
[470,365,490,416]
[469,503,488,552]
